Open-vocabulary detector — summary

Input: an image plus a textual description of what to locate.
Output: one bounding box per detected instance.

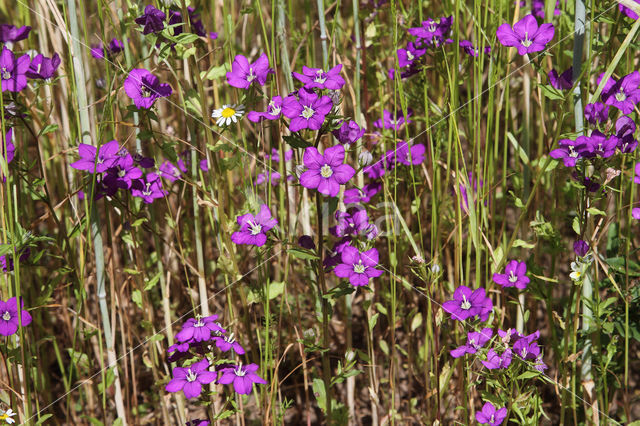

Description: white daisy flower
[211,104,244,126]
[0,408,16,424]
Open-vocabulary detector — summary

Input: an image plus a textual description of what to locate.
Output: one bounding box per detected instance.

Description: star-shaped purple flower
[599,71,640,114]
[407,16,453,45]
[373,109,412,131]
[292,64,345,90]
[230,204,278,247]
[330,209,378,240]
[442,285,493,321]
[548,66,573,90]
[26,53,60,80]
[131,172,167,204]
[247,96,283,122]
[175,314,226,343]
[71,140,120,173]
[620,0,640,19]
[333,246,383,287]
[0,25,31,43]
[226,53,273,89]
[124,68,172,109]
[282,88,333,132]
[0,46,30,92]
[343,182,381,204]
[135,5,166,35]
[217,363,267,395]
[496,14,554,55]
[492,260,530,289]
[214,333,245,355]
[165,358,217,399]
[0,297,32,336]
[450,327,493,358]
[476,402,508,426]
[584,102,609,125]
[299,145,355,197]
[481,348,512,369]
[332,120,365,145]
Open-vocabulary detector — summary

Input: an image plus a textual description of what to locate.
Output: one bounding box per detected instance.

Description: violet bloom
[450,328,493,358]
[264,147,293,163]
[0,46,30,92]
[124,68,172,109]
[299,145,355,197]
[0,25,30,43]
[442,285,493,321]
[573,240,589,257]
[599,71,640,114]
[103,153,143,189]
[548,66,572,90]
[167,342,191,363]
[513,331,542,360]
[492,260,530,289]
[616,116,638,153]
[496,14,554,55]
[476,402,508,426]
[333,246,383,287]
[186,420,210,426]
[395,141,426,166]
[373,108,412,131]
[343,182,381,204]
[159,160,182,182]
[459,40,480,57]
[175,315,226,343]
[71,140,120,173]
[91,39,124,60]
[330,209,378,240]
[620,0,640,19]
[292,64,345,90]
[533,0,561,18]
[332,120,365,145]
[226,53,273,89]
[397,41,426,66]
[217,363,267,395]
[247,96,283,122]
[363,150,395,179]
[256,171,286,186]
[298,235,316,250]
[481,348,513,369]
[584,102,609,125]
[549,138,583,167]
[323,237,352,269]
[165,359,216,399]
[230,204,278,247]
[0,297,32,336]
[26,53,60,80]
[131,172,167,203]
[214,333,245,355]
[408,16,453,45]
[578,130,617,159]
[282,88,333,132]
[135,5,166,35]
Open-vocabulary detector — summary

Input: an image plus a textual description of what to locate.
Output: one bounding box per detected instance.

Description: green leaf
[201,64,228,81]
[144,272,161,291]
[587,207,606,216]
[175,33,200,45]
[288,248,318,260]
[35,414,53,425]
[513,239,535,249]
[411,312,422,332]
[539,84,565,100]
[517,370,541,380]
[283,134,312,149]
[132,289,143,309]
[40,124,59,136]
[312,378,327,412]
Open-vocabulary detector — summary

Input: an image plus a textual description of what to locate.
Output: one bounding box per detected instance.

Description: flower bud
[359,150,373,167]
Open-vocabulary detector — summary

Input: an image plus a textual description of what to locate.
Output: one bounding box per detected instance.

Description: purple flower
[620,0,640,19]
[549,138,583,167]
[282,88,333,132]
[635,162,640,184]
[533,0,561,18]
[292,64,345,90]
[255,171,282,186]
[214,333,245,355]
[330,209,378,239]
[476,402,508,426]
[599,71,640,114]
[247,96,283,122]
[584,102,609,125]
[230,204,278,247]
[548,66,572,90]
[496,14,554,55]
[0,25,31,43]
[0,297,32,336]
[298,235,316,250]
[442,285,493,321]
[0,46,30,92]
[103,153,143,189]
[332,120,365,144]
[124,68,172,109]
[159,160,182,182]
[578,130,618,159]
[299,145,355,197]
[135,5,166,35]
[397,42,426,66]
[264,148,293,163]
[373,109,412,130]
[71,140,120,173]
[407,16,453,46]
[131,172,167,203]
[450,328,493,358]
[616,116,638,153]
[633,207,640,220]
[492,260,530,289]
[481,348,513,369]
[26,53,60,80]
[333,246,383,287]
[323,237,352,269]
[459,40,480,57]
[175,315,226,343]
[343,182,381,204]
[167,342,191,363]
[186,420,210,426]
[167,7,207,37]
[217,363,267,395]
[363,151,395,179]
[91,39,125,60]
[512,330,542,360]
[394,141,426,166]
[226,53,273,89]
[165,359,217,399]
[573,240,589,257]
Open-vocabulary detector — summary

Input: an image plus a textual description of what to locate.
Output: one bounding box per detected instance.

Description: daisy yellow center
[616,91,627,102]
[353,262,366,274]
[508,271,518,283]
[186,369,198,382]
[301,105,315,119]
[249,221,262,235]
[460,295,472,310]
[521,33,532,47]
[2,311,10,321]
[221,107,236,118]
[320,164,333,178]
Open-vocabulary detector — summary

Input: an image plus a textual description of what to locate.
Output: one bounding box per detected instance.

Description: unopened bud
[359,150,373,166]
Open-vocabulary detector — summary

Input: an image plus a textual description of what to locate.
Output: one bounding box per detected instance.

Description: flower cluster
[165,314,267,398]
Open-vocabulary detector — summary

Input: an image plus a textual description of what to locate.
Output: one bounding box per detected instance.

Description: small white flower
[0,408,16,424]
[211,104,245,126]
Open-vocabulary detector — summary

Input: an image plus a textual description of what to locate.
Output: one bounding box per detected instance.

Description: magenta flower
[394,141,426,166]
[343,182,381,204]
[26,53,60,80]
[533,0,561,18]
[476,402,508,426]
[332,120,365,145]
[299,145,355,197]
[135,5,166,35]
[292,64,345,90]
[0,25,31,43]
[549,138,584,167]
[548,66,573,90]
[492,260,530,289]
[165,359,217,399]
[330,209,378,240]
[407,16,453,45]
[124,68,172,109]
[214,333,245,355]
[247,96,283,122]
[442,285,492,321]
[481,348,513,369]
[333,246,383,287]
[217,363,267,395]
[450,328,493,358]
[373,109,412,131]
[584,102,609,125]
[175,315,225,343]
[226,53,273,89]
[230,204,278,247]
[0,297,32,336]
[159,160,182,182]
[616,116,638,153]
[282,88,333,132]
[70,140,120,173]
[0,46,30,92]
[90,39,124,60]
[131,172,167,204]
[620,0,640,19]
[496,14,554,55]
[579,130,618,159]
[264,148,293,163]
[599,71,640,114]
[513,333,541,361]
[397,42,426,66]
[573,240,589,257]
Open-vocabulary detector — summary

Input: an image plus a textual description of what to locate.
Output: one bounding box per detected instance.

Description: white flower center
[301,105,315,119]
[320,164,333,178]
[508,271,518,283]
[521,33,532,47]
[490,415,495,423]
[428,23,436,32]
[2,311,10,321]
[521,348,528,357]
[460,295,472,310]
[268,100,281,115]
[234,364,247,377]
[406,51,414,61]
[225,332,236,343]
[247,68,256,82]
[142,183,152,196]
[616,90,627,102]
[249,221,262,235]
[186,369,198,382]
[193,319,205,328]
[1,68,10,80]
[353,261,366,274]
[118,168,126,178]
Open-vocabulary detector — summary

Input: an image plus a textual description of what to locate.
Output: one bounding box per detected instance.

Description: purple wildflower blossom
[373,108,412,130]
[282,88,333,132]
[549,138,583,167]
[124,68,172,109]
[533,0,561,18]
[407,16,453,46]
[26,53,60,80]
[599,71,640,114]
[159,160,182,182]
[103,153,143,189]
[584,102,609,125]
[167,342,191,363]
[450,328,493,358]
[299,145,355,197]
[620,0,640,19]
[226,53,273,89]
[131,172,167,203]
[323,237,352,269]
[298,235,316,250]
[0,25,31,43]
[548,66,572,90]
[70,140,120,173]
[513,331,542,360]
[0,46,30,92]
[481,348,513,369]
[330,209,378,240]
[0,297,32,336]
[578,130,618,159]
[135,5,166,35]
[343,182,381,204]
[395,141,426,166]
[496,14,554,55]
[91,39,124,60]
[616,116,638,153]
[332,120,365,144]
[573,240,589,257]
[264,148,293,163]
[247,96,283,122]
[214,333,245,355]
[292,64,345,90]
[442,285,493,321]
[165,358,217,399]
[492,260,530,289]
[186,420,210,426]
[333,246,383,287]
[1,128,15,182]
[175,315,225,343]
[217,363,267,395]
[476,402,508,426]
[397,42,426,66]
[230,204,278,247]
